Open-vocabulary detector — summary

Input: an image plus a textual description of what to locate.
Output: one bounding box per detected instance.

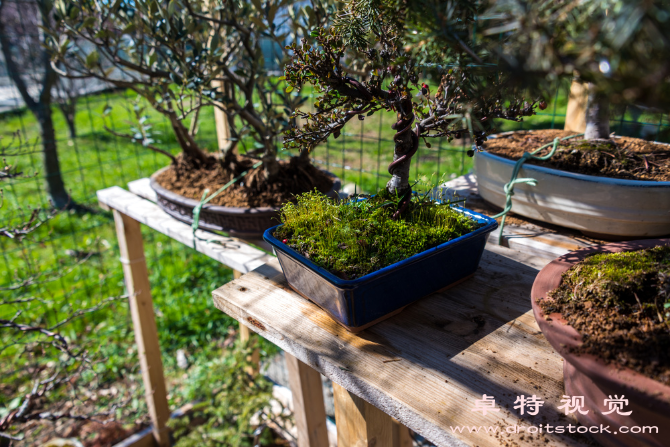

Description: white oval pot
[474,133,670,238]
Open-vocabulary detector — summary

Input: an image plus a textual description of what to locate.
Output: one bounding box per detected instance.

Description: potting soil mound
[539,246,670,385]
[155,154,334,208]
[484,129,670,181]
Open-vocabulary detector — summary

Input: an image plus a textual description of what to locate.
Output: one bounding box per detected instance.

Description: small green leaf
[310,28,320,37]
[167,0,176,17]
[285,85,294,93]
[82,17,96,29]
[86,50,99,68]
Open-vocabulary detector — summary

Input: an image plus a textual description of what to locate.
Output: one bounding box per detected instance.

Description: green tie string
[191,160,263,248]
[491,133,584,244]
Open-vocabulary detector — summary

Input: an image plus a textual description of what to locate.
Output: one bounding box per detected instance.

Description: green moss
[549,246,670,319]
[275,190,480,279]
[541,246,670,384]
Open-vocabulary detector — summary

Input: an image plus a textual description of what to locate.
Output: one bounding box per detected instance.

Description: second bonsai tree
[48,0,340,235]
[282,0,539,209]
[265,0,541,331]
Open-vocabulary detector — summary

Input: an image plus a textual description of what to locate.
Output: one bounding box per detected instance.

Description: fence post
[113,211,170,447]
[564,80,589,133]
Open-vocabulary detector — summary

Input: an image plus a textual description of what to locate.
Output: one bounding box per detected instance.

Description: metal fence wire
[1,1,670,443]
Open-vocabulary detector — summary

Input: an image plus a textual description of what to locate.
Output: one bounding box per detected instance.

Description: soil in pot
[154,153,335,208]
[274,190,481,280]
[538,245,670,385]
[484,129,670,181]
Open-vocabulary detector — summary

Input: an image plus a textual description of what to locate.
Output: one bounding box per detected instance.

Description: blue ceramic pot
[263,207,498,332]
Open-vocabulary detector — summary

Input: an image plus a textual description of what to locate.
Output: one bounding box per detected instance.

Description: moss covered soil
[274,190,480,280]
[540,246,670,384]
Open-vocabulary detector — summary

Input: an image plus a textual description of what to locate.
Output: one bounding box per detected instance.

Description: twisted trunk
[584,83,611,140]
[386,97,416,196]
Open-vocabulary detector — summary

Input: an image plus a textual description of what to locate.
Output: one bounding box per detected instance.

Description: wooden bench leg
[113,211,170,447]
[285,353,329,447]
[333,382,396,447]
[393,419,413,447]
[234,270,260,374]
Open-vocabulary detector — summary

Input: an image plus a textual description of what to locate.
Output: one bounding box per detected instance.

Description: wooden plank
[286,353,330,447]
[564,80,588,133]
[98,186,272,274]
[126,179,273,253]
[333,382,394,447]
[128,178,157,203]
[212,246,593,447]
[439,173,595,259]
[113,211,170,447]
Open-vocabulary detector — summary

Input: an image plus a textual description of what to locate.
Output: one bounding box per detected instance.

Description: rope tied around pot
[491,133,584,244]
[191,160,263,248]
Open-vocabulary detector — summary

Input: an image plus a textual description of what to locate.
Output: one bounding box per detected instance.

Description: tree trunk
[386,98,415,196]
[58,101,77,139]
[37,104,71,208]
[584,83,611,140]
[169,115,209,166]
[262,141,280,180]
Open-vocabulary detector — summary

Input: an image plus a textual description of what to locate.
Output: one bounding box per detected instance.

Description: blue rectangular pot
[263,207,498,332]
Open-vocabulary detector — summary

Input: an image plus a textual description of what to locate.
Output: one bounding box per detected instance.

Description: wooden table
[97,180,276,447]
[211,199,599,447]
[99,175,597,447]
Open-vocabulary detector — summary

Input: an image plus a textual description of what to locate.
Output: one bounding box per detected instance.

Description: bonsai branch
[103,126,177,164]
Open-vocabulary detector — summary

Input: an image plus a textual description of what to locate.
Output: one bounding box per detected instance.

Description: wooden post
[392,420,413,447]
[113,211,170,447]
[564,80,588,133]
[333,382,395,447]
[213,80,231,150]
[234,269,260,374]
[285,353,329,447]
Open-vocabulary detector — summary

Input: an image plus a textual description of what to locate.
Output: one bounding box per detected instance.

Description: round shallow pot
[150,166,341,238]
[531,239,670,447]
[475,131,670,239]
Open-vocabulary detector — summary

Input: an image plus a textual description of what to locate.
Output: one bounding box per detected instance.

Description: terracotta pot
[475,131,670,239]
[150,166,341,238]
[531,239,670,447]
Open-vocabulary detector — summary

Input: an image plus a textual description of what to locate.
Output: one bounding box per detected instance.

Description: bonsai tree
[48,0,332,187]
[283,0,538,204]
[485,0,670,141]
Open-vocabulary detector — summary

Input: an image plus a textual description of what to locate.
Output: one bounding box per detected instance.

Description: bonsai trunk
[584,83,610,140]
[386,98,416,196]
[169,115,209,166]
[262,141,280,180]
[37,105,71,208]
